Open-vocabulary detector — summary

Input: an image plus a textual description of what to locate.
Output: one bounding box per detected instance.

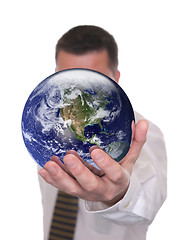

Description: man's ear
[114,70,120,83]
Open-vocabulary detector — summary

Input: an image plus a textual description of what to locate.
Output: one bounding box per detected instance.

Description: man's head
[55,25,120,82]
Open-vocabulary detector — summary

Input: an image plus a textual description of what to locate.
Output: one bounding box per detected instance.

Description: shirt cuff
[84,171,154,222]
[84,172,139,212]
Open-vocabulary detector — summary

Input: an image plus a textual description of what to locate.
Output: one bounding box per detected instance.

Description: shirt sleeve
[84,116,167,226]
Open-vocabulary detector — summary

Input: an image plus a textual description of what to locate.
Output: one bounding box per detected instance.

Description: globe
[21,69,135,168]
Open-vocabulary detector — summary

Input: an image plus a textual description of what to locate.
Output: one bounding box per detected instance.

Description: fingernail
[64,155,76,168]
[39,170,45,178]
[47,165,56,175]
[91,149,104,162]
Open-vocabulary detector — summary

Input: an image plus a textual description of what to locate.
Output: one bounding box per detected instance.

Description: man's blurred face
[55,50,120,83]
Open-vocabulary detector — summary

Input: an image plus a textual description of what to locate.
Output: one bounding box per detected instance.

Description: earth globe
[21,68,135,168]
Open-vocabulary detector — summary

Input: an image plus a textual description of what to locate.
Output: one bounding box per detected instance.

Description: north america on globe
[60,87,110,144]
[21,69,134,168]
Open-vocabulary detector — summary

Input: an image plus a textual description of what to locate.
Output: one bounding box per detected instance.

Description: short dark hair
[55,25,118,73]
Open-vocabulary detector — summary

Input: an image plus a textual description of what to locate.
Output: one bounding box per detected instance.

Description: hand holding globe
[22,69,148,205]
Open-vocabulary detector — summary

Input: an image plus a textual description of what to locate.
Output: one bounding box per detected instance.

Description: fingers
[63,153,104,192]
[66,150,105,177]
[38,149,131,203]
[90,148,125,183]
[39,154,105,198]
[38,160,84,196]
[133,119,149,144]
[89,145,101,153]
[51,155,72,176]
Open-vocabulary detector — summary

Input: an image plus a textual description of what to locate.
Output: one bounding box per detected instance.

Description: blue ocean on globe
[21,69,135,168]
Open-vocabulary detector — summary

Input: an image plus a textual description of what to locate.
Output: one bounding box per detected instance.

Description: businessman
[38,25,167,240]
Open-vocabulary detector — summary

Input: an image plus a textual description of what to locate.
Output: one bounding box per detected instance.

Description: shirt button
[124,201,130,208]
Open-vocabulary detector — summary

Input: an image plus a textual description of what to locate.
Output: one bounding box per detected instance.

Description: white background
[0,0,170,239]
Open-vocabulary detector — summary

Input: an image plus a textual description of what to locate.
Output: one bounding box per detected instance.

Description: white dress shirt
[38,111,167,240]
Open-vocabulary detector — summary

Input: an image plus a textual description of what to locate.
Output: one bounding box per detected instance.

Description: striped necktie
[48,190,78,240]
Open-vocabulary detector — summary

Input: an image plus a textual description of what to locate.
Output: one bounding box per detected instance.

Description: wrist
[102,184,129,207]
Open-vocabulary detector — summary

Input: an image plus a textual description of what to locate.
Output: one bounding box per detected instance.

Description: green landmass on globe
[60,87,110,146]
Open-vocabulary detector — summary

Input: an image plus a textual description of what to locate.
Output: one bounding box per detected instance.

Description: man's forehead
[55,49,114,78]
[56,49,109,62]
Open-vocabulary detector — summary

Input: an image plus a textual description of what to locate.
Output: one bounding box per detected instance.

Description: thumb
[121,119,149,174]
